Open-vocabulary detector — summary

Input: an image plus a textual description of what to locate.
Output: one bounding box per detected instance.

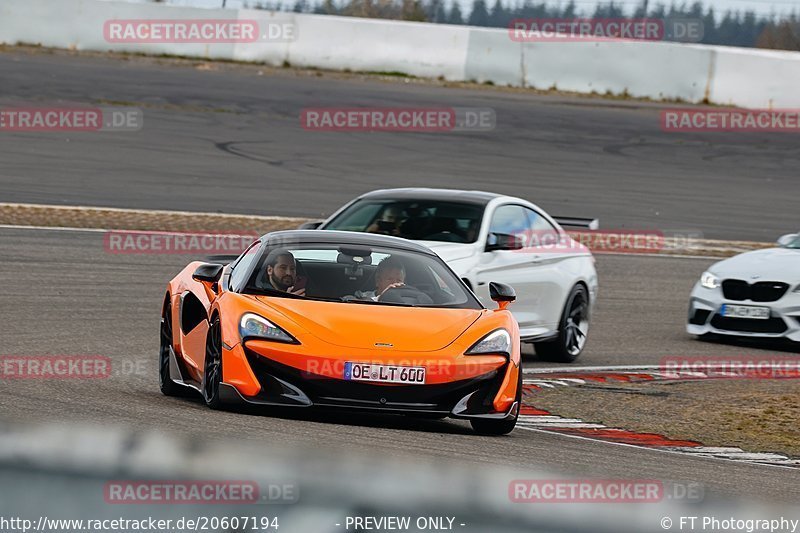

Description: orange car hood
[254,296,483,352]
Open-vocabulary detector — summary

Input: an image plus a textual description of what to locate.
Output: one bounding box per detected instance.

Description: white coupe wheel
[534,284,590,363]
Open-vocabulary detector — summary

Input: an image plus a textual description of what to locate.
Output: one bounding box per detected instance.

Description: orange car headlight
[239,313,299,344]
[465,329,511,356]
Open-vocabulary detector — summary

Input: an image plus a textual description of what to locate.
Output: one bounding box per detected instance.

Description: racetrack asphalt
[1,47,799,241]
[2,45,800,505]
[2,226,798,504]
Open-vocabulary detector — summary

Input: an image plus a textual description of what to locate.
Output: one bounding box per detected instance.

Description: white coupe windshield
[324,200,485,243]
[785,234,800,249]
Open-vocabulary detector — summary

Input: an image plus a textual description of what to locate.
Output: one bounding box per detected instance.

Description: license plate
[721,304,770,320]
[344,362,426,384]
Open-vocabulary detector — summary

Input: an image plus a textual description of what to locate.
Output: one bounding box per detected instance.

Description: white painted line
[641,372,673,379]
[515,425,800,471]
[713,371,746,378]
[647,372,704,379]
[672,371,708,378]
[671,447,745,453]
[710,452,791,461]
[520,417,587,424]
[525,381,556,388]
[547,380,581,386]
[526,380,575,387]
[524,365,663,374]
[755,459,800,465]
[519,422,607,429]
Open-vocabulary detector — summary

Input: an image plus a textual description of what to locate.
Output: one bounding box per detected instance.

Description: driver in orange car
[354,256,406,301]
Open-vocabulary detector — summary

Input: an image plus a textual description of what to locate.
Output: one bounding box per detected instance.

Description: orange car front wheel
[202,316,224,409]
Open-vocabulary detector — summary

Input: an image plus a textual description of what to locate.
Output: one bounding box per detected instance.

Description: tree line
[251,0,800,50]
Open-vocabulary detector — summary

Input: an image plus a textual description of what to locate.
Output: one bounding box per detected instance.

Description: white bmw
[688,232,800,343]
[302,188,599,362]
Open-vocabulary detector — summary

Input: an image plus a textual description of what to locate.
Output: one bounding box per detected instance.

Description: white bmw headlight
[466,329,511,356]
[700,271,720,289]
[239,313,297,344]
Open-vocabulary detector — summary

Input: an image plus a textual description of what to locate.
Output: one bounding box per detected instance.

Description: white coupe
[302,188,599,362]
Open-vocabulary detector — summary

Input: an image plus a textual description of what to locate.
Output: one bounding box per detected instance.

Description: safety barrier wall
[1,0,799,108]
[707,47,800,108]
[0,0,237,59]
[517,41,715,102]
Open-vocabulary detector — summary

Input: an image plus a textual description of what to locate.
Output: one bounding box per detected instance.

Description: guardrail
[0,0,799,108]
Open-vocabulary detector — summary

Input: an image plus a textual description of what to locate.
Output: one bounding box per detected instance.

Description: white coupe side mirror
[777,233,798,247]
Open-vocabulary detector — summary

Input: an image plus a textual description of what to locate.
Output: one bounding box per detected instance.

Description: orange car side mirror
[192,263,224,296]
[489,281,516,311]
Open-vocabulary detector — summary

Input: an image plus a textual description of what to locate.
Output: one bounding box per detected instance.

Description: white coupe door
[473,204,566,338]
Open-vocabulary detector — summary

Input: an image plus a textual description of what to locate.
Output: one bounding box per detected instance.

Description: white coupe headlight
[700,271,720,289]
[239,313,297,344]
[466,329,511,355]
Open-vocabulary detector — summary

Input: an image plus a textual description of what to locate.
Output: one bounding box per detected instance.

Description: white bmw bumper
[687,282,800,342]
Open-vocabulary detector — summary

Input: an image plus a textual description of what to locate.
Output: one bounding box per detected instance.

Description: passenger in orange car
[263,249,306,296]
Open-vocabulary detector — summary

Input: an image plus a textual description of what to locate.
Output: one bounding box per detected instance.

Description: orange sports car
[159,230,522,435]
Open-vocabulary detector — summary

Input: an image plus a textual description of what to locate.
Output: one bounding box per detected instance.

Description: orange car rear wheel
[159,300,181,397]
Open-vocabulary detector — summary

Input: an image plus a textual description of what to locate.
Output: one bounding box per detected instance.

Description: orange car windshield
[243,244,482,310]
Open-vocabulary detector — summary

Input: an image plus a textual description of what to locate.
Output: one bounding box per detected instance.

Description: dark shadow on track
[693,335,800,354]
[164,389,478,436]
